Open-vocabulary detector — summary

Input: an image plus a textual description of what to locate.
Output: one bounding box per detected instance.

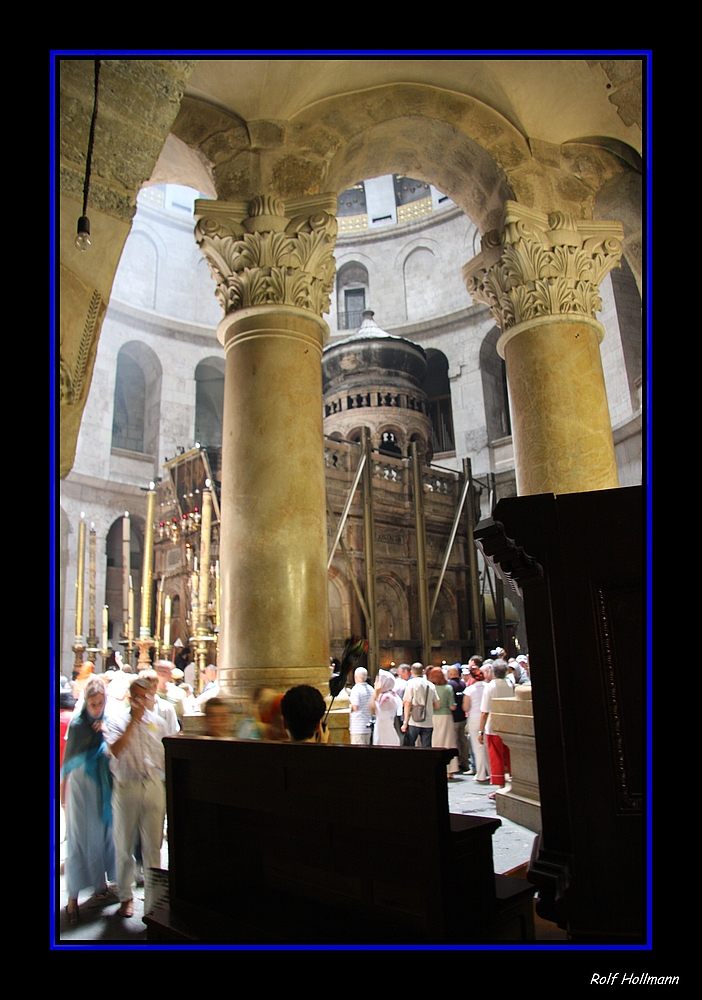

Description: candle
[128,577,134,646]
[122,512,130,640]
[163,594,172,649]
[140,485,157,639]
[88,523,97,642]
[155,576,165,643]
[75,514,86,640]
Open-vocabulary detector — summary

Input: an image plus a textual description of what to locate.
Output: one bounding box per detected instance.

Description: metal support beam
[361,428,379,678]
[325,493,369,623]
[464,458,484,657]
[327,449,366,570]
[429,469,471,618]
[411,441,431,667]
[486,473,506,650]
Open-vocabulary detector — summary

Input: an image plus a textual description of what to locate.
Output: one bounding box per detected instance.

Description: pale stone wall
[328,204,476,338]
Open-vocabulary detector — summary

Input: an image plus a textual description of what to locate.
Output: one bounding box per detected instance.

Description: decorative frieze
[325,392,425,417]
[462,201,624,332]
[194,194,338,319]
[60,287,104,404]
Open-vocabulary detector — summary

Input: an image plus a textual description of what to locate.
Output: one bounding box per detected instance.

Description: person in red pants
[478,661,512,799]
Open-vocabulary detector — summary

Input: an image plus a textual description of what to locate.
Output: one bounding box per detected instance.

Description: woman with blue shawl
[60,677,116,924]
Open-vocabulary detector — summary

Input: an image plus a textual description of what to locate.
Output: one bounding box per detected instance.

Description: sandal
[66,901,79,925]
[118,899,134,917]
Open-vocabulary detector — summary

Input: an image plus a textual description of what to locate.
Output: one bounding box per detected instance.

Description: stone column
[464,202,624,496]
[195,194,337,706]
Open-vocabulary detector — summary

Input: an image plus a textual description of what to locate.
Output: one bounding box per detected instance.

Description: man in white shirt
[139,668,179,735]
[401,663,440,748]
[478,661,513,797]
[106,676,169,916]
[349,666,374,744]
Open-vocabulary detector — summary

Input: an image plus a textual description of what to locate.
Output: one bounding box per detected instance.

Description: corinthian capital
[463,201,624,332]
[194,194,338,318]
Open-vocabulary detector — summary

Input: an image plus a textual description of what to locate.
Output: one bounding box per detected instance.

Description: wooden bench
[147,735,535,943]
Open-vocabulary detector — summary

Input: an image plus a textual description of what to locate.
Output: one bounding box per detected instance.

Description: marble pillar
[195,194,337,706]
[464,202,623,496]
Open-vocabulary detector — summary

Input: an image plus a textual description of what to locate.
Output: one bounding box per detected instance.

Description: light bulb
[75,216,92,252]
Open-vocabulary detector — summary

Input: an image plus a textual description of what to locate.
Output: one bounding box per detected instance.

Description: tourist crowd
[59,647,529,927]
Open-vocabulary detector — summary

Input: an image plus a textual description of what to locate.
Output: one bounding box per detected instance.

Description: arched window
[195,358,225,448]
[423,350,455,455]
[111,342,162,457]
[403,246,440,321]
[112,353,146,452]
[336,261,369,330]
[379,430,402,457]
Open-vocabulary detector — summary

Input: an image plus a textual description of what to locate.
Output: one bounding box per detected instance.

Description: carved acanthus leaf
[195,199,337,318]
[463,201,623,331]
[60,288,104,405]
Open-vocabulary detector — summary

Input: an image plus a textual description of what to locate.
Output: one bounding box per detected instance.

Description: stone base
[496,786,542,833]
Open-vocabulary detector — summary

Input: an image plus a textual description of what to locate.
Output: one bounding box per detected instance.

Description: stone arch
[376,572,410,643]
[480,327,512,443]
[403,246,440,322]
[408,430,431,464]
[336,260,370,330]
[288,85,524,232]
[325,114,513,234]
[195,356,226,449]
[111,341,162,458]
[430,579,458,643]
[328,567,351,643]
[346,427,364,445]
[377,424,404,457]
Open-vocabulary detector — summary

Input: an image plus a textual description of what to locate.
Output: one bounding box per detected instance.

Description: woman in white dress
[370,669,402,745]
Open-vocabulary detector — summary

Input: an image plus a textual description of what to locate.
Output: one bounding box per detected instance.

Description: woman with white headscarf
[370,669,402,745]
